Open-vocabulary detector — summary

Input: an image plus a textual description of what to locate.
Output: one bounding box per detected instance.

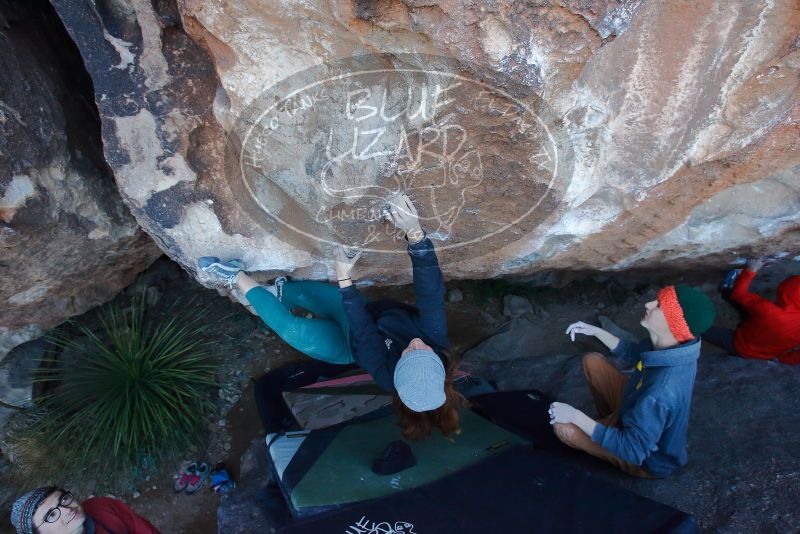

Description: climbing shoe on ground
[186,461,210,494]
[210,462,237,494]
[198,257,244,288]
[372,440,417,475]
[173,462,197,493]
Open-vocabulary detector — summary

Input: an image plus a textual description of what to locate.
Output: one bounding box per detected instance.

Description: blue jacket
[339,237,449,392]
[592,337,701,478]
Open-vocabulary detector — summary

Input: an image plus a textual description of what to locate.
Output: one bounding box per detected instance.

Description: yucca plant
[8,295,217,492]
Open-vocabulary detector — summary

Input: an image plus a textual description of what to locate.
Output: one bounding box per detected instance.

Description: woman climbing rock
[198,193,463,439]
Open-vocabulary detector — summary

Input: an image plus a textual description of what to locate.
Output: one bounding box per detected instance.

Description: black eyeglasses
[36,491,74,527]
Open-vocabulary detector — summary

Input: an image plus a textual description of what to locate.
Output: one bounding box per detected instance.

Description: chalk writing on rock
[226,54,573,267]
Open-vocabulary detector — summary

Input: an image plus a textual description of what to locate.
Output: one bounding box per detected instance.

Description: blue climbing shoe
[721,269,741,291]
[198,256,244,287]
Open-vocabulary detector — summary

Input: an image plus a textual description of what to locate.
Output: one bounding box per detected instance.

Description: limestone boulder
[0,2,161,365]
[49,0,799,286]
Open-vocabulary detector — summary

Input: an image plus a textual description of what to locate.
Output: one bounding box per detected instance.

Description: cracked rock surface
[0,2,160,366]
[47,0,800,286]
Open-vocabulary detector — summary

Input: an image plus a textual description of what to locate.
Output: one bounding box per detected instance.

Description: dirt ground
[3,256,798,533]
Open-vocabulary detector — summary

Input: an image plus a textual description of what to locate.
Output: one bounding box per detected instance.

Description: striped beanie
[657,285,716,343]
[11,486,55,534]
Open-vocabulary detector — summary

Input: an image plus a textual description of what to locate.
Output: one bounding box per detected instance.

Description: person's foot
[198,256,244,287]
[272,275,287,301]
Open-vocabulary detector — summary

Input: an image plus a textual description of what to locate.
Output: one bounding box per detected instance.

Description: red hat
[657,285,716,343]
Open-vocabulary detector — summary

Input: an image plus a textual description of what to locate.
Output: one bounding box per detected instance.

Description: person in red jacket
[705,256,800,364]
[10,486,160,534]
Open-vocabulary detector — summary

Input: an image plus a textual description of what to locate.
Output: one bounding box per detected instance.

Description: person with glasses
[10,487,159,534]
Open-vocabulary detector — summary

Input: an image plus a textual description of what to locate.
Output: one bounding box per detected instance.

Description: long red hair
[393,356,467,440]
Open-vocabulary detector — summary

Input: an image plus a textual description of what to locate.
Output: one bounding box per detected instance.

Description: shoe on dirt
[210,462,237,494]
[174,462,197,493]
[186,461,210,494]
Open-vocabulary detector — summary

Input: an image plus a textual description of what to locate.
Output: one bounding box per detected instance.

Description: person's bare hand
[334,245,362,281]
[549,402,583,425]
[565,321,602,342]
[549,402,597,436]
[747,255,778,273]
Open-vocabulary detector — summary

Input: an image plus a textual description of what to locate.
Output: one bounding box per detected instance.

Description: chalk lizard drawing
[320,113,483,238]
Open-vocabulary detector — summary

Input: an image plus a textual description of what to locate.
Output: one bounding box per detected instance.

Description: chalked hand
[565,321,602,342]
[334,245,362,281]
[385,193,424,244]
[549,402,583,425]
[549,402,597,436]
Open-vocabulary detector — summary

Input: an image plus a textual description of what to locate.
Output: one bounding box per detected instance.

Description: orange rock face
[48,0,800,285]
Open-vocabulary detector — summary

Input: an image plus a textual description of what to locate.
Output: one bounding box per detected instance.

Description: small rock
[502,295,533,318]
[132,491,141,499]
[447,288,464,303]
[224,442,232,451]
[218,419,226,427]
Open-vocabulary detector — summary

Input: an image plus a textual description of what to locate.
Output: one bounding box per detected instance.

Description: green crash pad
[291,409,528,509]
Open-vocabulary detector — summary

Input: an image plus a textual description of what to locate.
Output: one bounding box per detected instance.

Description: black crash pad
[278,445,697,534]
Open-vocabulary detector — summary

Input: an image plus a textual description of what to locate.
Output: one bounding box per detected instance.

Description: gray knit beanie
[11,486,55,534]
[393,349,446,412]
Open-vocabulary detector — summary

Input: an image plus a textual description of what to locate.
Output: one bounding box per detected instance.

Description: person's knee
[553,422,582,446]
[582,352,605,374]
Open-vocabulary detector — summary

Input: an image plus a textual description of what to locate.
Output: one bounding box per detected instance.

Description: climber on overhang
[705,255,800,365]
[197,193,465,440]
[550,285,716,478]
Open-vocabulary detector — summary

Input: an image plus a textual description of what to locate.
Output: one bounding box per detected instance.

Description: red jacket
[730,269,800,364]
[82,497,160,534]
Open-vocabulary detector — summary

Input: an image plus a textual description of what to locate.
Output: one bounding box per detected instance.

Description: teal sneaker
[198,256,244,287]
